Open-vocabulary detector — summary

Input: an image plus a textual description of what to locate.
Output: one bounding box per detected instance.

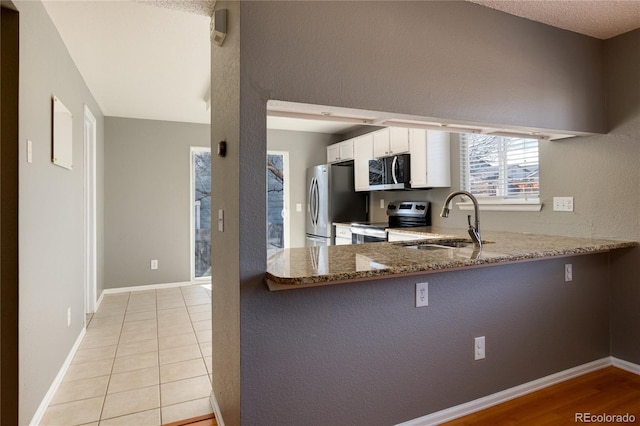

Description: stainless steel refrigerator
[306,163,368,246]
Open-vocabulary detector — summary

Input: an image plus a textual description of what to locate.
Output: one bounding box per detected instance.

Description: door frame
[266,150,290,249]
[190,146,211,281]
[83,105,97,315]
[1,3,20,424]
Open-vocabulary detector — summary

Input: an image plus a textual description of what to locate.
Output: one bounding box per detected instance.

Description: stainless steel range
[350,201,431,243]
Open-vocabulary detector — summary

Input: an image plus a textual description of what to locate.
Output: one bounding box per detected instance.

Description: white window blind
[460,134,539,201]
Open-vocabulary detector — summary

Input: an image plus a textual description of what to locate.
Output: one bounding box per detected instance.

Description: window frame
[458,133,542,212]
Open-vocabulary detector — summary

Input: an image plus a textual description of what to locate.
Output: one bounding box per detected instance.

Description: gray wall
[245,255,610,425]
[604,29,640,364]
[16,1,105,423]
[210,1,241,424]
[104,117,210,288]
[267,129,338,248]
[207,2,640,425]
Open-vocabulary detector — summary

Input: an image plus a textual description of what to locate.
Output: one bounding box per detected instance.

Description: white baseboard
[612,357,640,375]
[30,327,87,426]
[101,280,194,296]
[397,357,613,426]
[210,390,225,426]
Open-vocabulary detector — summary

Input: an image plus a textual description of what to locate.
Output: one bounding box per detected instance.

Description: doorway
[1,3,20,424]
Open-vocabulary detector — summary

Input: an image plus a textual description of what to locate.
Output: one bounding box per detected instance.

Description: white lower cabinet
[334,224,353,245]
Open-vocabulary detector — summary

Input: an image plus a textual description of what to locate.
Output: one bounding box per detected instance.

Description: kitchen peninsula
[266,227,636,290]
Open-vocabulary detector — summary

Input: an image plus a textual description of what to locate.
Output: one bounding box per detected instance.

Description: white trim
[30,328,87,426]
[457,199,543,212]
[190,147,212,281]
[83,105,97,316]
[100,281,194,296]
[210,391,225,426]
[267,150,291,248]
[396,357,612,426]
[612,357,640,375]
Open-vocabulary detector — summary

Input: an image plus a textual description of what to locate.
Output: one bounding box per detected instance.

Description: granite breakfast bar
[266,227,637,290]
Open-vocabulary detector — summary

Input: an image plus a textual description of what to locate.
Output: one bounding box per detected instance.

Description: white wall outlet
[380,199,385,209]
[67,307,71,327]
[474,336,485,360]
[27,139,33,163]
[553,196,574,212]
[415,282,428,307]
[565,263,573,282]
[151,259,158,270]
[296,203,302,212]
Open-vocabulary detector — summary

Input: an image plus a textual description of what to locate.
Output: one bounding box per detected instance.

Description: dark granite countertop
[266,227,637,291]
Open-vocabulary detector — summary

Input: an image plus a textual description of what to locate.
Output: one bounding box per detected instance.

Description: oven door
[368,155,411,191]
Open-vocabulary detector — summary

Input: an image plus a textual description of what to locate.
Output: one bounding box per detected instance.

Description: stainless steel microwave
[368,154,411,190]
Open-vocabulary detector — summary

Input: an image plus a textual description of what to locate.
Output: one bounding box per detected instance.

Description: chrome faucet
[440,190,482,249]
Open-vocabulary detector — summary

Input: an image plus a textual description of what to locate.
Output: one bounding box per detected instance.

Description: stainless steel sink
[403,241,471,250]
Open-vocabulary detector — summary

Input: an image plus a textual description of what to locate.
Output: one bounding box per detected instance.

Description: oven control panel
[387,201,429,217]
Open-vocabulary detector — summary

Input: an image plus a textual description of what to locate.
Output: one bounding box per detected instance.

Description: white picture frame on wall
[52,95,73,170]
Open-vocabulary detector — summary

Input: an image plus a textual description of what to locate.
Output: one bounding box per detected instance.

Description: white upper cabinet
[372,127,409,157]
[409,129,451,188]
[353,133,374,192]
[327,139,354,163]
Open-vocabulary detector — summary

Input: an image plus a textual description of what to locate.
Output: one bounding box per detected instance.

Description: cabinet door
[387,232,431,242]
[354,133,374,191]
[389,127,409,154]
[409,129,428,187]
[409,129,451,188]
[327,144,340,163]
[373,128,391,157]
[339,140,354,161]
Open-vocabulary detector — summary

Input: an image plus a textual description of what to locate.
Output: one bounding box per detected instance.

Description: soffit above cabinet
[266,100,586,141]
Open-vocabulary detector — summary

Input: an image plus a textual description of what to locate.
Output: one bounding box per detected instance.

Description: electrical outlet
[380,199,385,209]
[565,263,573,282]
[67,307,71,327]
[553,197,574,212]
[415,282,428,307]
[474,336,485,360]
[151,259,158,270]
[296,203,302,212]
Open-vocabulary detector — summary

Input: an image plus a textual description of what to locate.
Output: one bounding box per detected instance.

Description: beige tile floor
[41,284,213,426]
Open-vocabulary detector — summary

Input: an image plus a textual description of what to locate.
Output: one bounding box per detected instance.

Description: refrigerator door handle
[308,177,315,226]
[313,178,320,226]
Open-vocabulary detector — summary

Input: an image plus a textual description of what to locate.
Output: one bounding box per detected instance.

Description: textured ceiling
[42,0,640,127]
[43,0,211,124]
[136,0,215,17]
[469,0,640,39]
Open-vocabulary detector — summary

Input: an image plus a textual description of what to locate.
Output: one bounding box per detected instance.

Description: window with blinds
[460,134,539,201]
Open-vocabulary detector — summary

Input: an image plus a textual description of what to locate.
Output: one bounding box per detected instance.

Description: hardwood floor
[163,413,217,426]
[442,367,640,425]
